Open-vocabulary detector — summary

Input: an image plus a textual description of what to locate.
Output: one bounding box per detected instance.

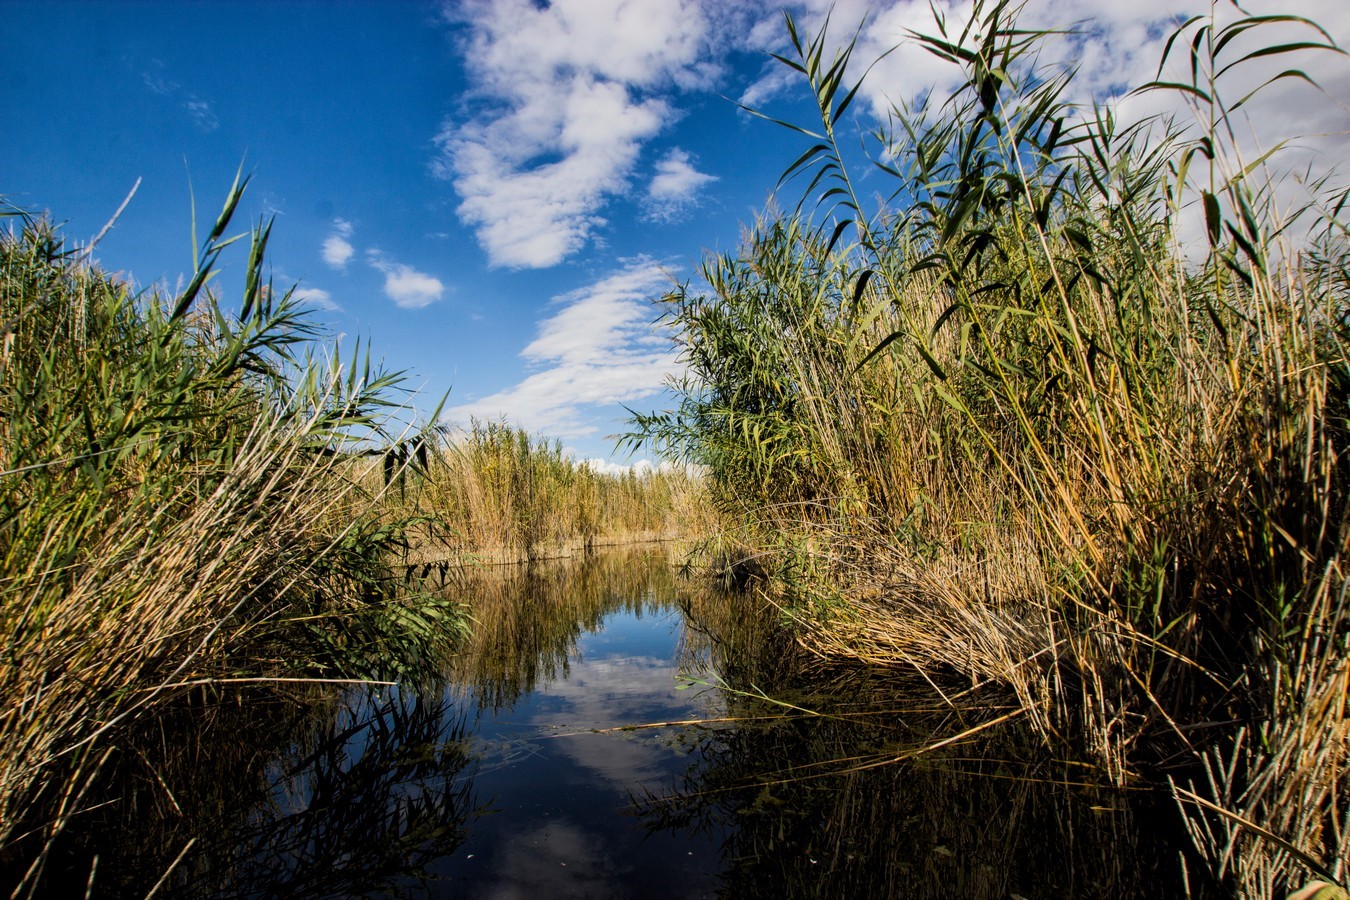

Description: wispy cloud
[137,60,218,132]
[367,252,446,309]
[291,286,339,311]
[643,148,718,222]
[182,98,218,132]
[321,219,355,270]
[434,0,718,268]
[445,258,679,437]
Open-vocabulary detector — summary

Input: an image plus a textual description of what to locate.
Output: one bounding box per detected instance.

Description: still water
[440,578,726,897]
[31,548,1187,898]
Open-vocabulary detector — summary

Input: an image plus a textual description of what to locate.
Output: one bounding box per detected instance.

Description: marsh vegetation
[400,419,713,564]
[0,186,704,895]
[631,2,1350,895]
[4,0,1349,895]
[5,550,1190,897]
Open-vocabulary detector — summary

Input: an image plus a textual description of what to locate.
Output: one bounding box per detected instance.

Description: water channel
[28,548,1190,898]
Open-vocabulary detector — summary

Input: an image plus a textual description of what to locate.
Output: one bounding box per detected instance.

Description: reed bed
[391,420,715,563]
[0,184,466,894]
[666,585,1179,897]
[633,2,1350,894]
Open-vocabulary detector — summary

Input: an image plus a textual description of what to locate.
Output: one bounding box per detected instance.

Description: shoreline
[400,530,693,568]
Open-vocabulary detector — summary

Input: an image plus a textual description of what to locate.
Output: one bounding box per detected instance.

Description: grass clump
[633,1,1350,894]
[0,180,466,888]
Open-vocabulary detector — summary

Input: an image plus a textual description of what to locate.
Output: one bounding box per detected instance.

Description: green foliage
[0,184,467,872]
[633,1,1350,894]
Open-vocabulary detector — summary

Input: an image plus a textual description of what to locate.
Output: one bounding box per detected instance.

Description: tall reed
[632,2,1350,894]
[393,420,715,563]
[0,181,465,891]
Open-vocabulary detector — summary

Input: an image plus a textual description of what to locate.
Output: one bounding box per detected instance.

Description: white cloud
[739,0,1188,112]
[434,0,718,268]
[367,253,446,309]
[433,0,1346,266]
[327,222,445,309]
[582,458,649,477]
[291,286,339,311]
[739,1,1347,143]
[321,219,355,270]
[137,60,218,133]
[141,71,171,96]
[445,258,680,438]
[739,0,1350,248]
[643,148,718,222]
[183,99,218,133]
[579,457,701,477]
[321,235,354,269]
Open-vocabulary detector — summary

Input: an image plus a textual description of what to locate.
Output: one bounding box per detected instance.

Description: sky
[5,0,1348,469]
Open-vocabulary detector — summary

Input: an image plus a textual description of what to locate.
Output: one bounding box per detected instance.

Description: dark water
[436,582,726,897]
[18,549,1190,898]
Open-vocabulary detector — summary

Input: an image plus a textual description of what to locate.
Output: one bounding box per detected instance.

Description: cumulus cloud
[434,0,719,268]
[582,457,654,477]
[580,457,701,477]
[643,148,718,222]
[738,0,1194,113]
[367,253,446,309]
[434,0,1349,270]
[318,220,445,309]
[445,258,679,437]
[429,0,1346,443]
[321,219,355,270]
[750,1,1348,161]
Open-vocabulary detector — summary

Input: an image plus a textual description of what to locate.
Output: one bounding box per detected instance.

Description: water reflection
[8,548,1197,898]
[442,549,689,712]
[199,689,476,898]
[643,587,1191,899]
[434,549,725,898]
[7,686,475,898]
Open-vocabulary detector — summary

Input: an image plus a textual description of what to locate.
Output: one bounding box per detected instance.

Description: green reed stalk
[0,187,466,891]
[631,2,1350,894]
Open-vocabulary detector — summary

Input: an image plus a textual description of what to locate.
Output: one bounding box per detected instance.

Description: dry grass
[634,2,1350,893]
[0,190,465,892]
[386,420,716,564]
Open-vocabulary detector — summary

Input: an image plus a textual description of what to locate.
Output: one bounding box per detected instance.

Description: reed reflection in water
[431,548,727,898]
[438,548,1190,897]
[636,584,1194,899]
[10,685,476,899]
[15,549,1199,898]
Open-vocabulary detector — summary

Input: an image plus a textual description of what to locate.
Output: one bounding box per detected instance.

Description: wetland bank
[4,1,1350,896]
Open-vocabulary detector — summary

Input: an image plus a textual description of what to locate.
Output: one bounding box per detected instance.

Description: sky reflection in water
[21,550,1187,898]
[439,586,726,899]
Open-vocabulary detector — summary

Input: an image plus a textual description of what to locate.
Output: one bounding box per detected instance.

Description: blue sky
[5,0,1347,467]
